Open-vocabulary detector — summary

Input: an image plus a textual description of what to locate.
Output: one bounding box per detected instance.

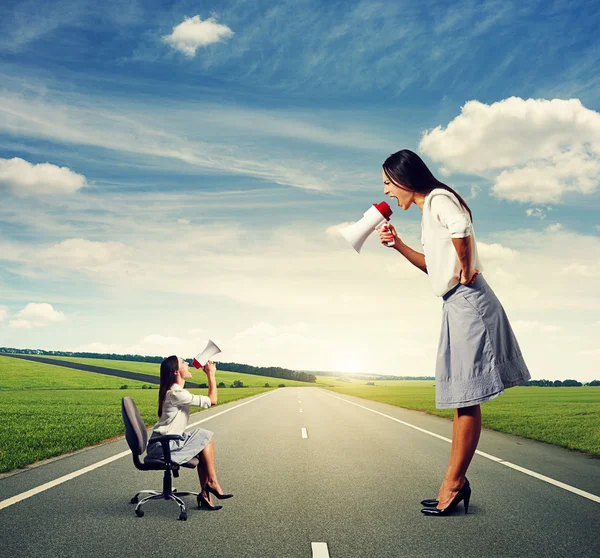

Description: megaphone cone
[339,202,393,253]
[192,339,222,369]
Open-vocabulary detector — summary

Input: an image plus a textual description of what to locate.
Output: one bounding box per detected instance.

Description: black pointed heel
[421,499,439,507]
[420,477,468,508]
[421,479,471,516]
[206,484,233,500]
[197,493,223,511]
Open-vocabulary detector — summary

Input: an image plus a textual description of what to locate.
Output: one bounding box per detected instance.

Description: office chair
[121,396,200,521]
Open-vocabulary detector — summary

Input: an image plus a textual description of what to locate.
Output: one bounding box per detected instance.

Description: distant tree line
[523,379,600,387]
[0,347,316,383]
[214,361,316,383]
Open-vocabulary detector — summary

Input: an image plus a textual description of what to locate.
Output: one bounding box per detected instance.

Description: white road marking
[321,390,600,505]
[301,428,308,439]
[0,390,275,511]
[311,542,330,557]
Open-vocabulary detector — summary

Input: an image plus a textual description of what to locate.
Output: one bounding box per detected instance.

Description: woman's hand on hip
[460,268,480,285]
[377,223,399,248]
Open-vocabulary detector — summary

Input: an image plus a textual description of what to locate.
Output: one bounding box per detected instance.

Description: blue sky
[1,0,599,381]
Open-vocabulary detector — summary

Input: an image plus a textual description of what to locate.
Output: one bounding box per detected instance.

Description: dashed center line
[311,542,330,557]
[301,428,308,439]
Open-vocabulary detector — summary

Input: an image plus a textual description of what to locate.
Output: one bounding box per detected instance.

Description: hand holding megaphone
[377,222,399,248]
[202,360,216,375]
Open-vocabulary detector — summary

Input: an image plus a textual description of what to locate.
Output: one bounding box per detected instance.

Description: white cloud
[526,207,546,219]
[419,97,600,203]
[0,157,86,196]
[163,16,234,57]
[546,223,563,233]
[44,239,132,273]
[477,242,518,263]
[13,303,66,329]
[0,305,7,321]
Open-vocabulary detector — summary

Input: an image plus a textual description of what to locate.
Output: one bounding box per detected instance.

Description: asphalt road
[1,387,599,558]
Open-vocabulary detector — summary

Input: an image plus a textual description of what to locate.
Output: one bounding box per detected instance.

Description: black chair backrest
[121,397,148,456]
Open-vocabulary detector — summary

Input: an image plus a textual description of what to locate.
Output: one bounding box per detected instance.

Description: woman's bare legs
[196,438,226,503]
[436,404,481,509]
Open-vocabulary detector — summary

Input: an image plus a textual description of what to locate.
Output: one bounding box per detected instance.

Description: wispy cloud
[0,86,388,192]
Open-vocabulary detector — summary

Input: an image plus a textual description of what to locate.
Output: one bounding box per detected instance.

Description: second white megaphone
[339,201,394,253]
[192,339,222,369]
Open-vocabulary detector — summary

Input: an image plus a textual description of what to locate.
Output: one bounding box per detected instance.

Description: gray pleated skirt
[435,274,530,409]
[146,428,213,465]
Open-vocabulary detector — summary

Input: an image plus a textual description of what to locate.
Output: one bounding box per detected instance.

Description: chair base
[131,471,200,521]
[132,489,199,520]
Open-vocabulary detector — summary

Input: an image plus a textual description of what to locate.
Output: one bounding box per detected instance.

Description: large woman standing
[147,356,232,510]
[378,149,530,516]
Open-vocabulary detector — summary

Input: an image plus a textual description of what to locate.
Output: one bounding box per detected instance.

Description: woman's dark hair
[158,355,179,417]
[382,149,472,223]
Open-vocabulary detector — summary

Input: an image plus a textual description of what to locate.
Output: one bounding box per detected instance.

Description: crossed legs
[436,404,481,509]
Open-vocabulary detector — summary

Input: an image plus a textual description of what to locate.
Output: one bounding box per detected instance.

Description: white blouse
[151,383,211,436]
[421,188,483,297]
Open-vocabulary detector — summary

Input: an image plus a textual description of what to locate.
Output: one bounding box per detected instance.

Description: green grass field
[33,355,329,387]
[325,384,600,456]
[0,356,150,390]
[0,356,273,473]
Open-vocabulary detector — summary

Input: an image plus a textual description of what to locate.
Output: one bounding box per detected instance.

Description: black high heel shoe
[197,492,223,511]
[421,498,439,507]
[420,477,469,507]
[421,479,471,516]
[206,484,233,500]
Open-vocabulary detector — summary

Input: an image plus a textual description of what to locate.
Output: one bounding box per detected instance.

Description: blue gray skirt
[146,428,213,465]
[435,274,530,409]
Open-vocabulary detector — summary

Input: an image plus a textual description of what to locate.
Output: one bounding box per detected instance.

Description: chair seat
[143,456,199,469]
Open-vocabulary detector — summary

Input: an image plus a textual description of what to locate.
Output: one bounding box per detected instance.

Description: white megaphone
[192,339,222,369]
[339,201,394,253]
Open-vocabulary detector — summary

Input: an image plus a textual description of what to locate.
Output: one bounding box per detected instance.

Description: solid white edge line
[301,428,308,439]
[320,390,600,504]
[0,390,275,512]
[311,542,330,558]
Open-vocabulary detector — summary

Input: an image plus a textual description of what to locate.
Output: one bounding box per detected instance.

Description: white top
[151,383,211,436]
[421,188,483,297]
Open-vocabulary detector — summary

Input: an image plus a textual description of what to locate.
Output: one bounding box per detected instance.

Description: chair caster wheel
[130,497,139,504]
[135,509,144,517]
[179,512,187,521]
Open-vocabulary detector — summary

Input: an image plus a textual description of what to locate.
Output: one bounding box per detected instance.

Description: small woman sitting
[146,355,232,510]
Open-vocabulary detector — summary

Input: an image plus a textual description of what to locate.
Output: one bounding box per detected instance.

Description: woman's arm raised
[203,360,218,406]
